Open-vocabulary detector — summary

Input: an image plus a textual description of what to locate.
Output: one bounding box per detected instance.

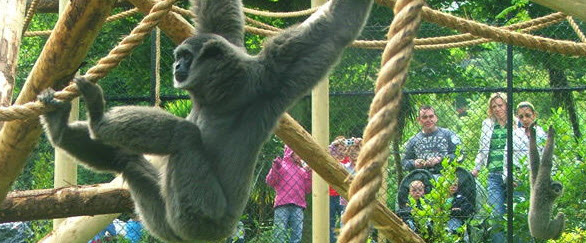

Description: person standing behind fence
[327,136,351,243]
[266,145,312,243]
[471,93,528,243]
[402,105,462,177]
[517,101,547,153]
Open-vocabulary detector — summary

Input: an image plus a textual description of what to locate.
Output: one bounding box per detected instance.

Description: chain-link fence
[11,12,585,243]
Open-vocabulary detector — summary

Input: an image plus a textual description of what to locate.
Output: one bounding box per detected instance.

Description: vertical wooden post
[52,0,79,229]
[0,0,26,130]
[310,1,329,243]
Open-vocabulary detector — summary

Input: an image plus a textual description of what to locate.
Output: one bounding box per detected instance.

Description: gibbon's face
[517,107,536,128]
[173,34,225,90]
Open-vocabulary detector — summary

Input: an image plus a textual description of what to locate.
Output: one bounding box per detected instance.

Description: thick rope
[376,0,586,56]
[21,0,39,34]
[414,12,566,45]
[415,16,566,50]
[243,6,318,18]
[338,0,423,242]
[567,16,586,42]
[0,0,178,122]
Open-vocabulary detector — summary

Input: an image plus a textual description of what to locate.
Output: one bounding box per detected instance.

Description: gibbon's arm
[258,0,373,99]
[192,0,245,47]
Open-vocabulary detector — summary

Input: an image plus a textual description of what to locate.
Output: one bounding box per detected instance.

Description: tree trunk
[1,185,133,223]
[547,67,582,141]
[0,0,117,203]
[0,0,26,130]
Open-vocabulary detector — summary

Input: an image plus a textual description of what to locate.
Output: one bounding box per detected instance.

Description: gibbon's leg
[163,149,229,240]
[122,156,184,242]
[75,78,201,155]
[39,89,126,172]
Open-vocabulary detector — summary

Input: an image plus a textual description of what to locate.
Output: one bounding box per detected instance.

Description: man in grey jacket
[402,105,461,176]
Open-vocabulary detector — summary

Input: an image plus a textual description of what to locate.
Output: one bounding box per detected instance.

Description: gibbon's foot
[38,88,68,108]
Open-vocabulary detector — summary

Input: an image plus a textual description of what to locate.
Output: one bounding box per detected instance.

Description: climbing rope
[338,0,424,242]
[0,0,178,122]
[414,12,566,45]
[567,16,586,42]
[21,0,39,34]
[376,0,586,55]
[243,6,318,18]
[416,16,566,50]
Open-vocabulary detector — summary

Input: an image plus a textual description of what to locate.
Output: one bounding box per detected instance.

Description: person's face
[517,107,536,128]
[449,184,458,195]
[491,97,507,121]
[409,185,425,200]
[417,109,437,133]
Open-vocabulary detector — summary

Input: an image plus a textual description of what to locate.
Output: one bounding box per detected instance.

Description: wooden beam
[0,185,133,223]
[0,0,117,203]
[530,0,586,21]
[0,0,26,130]
[275,114,424,243]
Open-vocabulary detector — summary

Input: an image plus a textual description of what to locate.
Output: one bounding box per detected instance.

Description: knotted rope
[338,0,423,242]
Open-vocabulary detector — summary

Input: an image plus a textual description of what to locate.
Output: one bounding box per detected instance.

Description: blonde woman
[471,93,528,243]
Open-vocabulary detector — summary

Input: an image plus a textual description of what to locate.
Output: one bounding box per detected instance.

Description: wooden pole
[1,185,133,223]
[0,0,26,130]
[310,1,329,243]
[0,0,117,204]
[53,0,79,229]
[39,177,126,243]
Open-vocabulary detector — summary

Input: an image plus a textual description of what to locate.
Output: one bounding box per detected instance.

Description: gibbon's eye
[174,53,193,83]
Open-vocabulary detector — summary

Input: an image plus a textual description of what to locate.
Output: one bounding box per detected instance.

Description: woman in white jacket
[471,93,528,243]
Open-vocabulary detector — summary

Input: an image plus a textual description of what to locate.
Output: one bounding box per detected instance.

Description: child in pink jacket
[266,145,312,243]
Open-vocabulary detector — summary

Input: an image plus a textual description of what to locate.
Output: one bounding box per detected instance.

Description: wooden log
[0,0,26,130]
[0,185,133,223]
[39,177,126,243]
[530,0,586,21]
[275,114,424,243]
[0,0,117,203]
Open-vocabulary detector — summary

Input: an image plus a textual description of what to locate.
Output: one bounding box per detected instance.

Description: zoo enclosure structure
[5,1,580,242]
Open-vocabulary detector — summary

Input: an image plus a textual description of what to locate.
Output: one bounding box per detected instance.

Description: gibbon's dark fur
[528,125,565,240]
[39,0,373,241]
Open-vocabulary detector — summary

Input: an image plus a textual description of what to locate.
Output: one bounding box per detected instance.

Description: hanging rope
[21,0,39,34]
[567,16,586,43]
[154,27,162,107]
[338,0,423,242]
[0,0,178,122]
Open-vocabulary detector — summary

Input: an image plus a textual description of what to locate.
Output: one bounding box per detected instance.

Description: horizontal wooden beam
[0,185,133,223]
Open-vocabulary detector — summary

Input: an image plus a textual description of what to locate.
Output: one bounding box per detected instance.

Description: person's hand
[415,159,425,168]
[429,157,442,166]
[471,169,479,177]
